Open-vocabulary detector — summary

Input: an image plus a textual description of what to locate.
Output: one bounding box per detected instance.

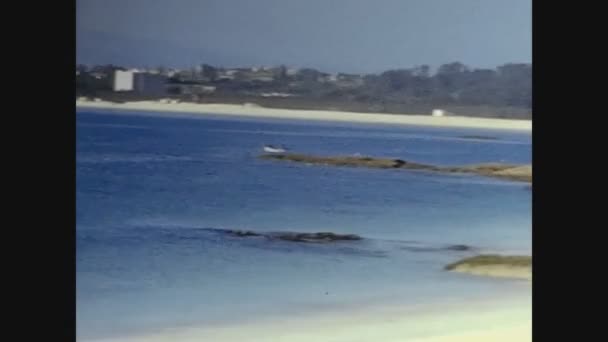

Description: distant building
[337,73,363,81]
[167,84,216,95]
[133,73,168,95]
[112,70,134,91]
[217,69,239,81]
[90,72,107,80]
[432,109,445,117]
[225,70,239,76]
[251,76,274,82]
[199,85,216,93]
[260,92,293,98]
[333,73,363,88]
[189,85,216,94]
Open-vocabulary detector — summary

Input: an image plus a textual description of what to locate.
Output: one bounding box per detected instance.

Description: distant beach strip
[76,100,532,131]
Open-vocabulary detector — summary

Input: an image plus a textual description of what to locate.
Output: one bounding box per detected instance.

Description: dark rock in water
[445,244,473,251]
[260,153,410,169]
[399,243,474,253]
[270,232,362,243]
[217,228,362,243]
[393,159,406,167]
[400,246,438,252]
[228,230,262,238]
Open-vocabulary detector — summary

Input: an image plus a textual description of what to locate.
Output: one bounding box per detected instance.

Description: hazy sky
[76,0,531,73]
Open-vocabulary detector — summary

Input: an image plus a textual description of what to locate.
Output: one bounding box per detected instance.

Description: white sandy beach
[76,100,532,131]
[87,290,530,342]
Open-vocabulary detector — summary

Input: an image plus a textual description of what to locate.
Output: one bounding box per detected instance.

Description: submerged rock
[217,228,362,243]
[270,232,362,243]
[399,243,474,253]
[228,230,263,238]
[444,244,473,251]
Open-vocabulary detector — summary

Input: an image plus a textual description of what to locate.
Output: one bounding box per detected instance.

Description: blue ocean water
[76,110,531,340]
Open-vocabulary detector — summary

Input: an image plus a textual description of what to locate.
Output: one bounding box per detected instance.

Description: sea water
[76,110,531,340]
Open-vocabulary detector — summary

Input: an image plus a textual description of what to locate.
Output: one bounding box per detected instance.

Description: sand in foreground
[408,325,530,342]
[76,100,532,131]
[87,293,531,342]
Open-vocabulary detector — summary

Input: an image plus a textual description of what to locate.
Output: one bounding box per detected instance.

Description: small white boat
[263,145,287,153]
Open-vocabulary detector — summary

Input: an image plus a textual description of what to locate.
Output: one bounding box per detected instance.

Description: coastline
[86,289,531,342]
[76,100,532,131]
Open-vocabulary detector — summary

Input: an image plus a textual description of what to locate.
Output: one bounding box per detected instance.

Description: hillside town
[76,62,531,119]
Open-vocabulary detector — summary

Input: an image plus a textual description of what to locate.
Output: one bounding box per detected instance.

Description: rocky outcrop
[219,229,363,243]
[444,244,473,251]
[228,230,262,238]
[487,165,532,182]
[260,153,408,169]
[445,163,532,182]
[271,232,363,243]
[217,228,474,253]
[399,243,474,252]
[260,153,532,183]
[445,254,532,280]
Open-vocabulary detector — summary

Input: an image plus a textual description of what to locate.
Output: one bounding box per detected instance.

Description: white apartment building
[113,70,134,91]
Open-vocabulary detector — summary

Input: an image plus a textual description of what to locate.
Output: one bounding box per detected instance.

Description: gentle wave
[77,123,152,130]
[77,154,196,164]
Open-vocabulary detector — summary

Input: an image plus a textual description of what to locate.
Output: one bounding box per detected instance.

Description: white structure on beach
[432,109,446,117]
[113,70,134,91]
[260,92,293,98]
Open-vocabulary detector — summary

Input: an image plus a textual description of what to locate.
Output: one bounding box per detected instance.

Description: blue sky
[77,0,531,73]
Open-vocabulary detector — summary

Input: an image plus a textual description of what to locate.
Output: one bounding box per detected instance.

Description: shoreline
[76,100,532,131]
[86,289,530,342]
